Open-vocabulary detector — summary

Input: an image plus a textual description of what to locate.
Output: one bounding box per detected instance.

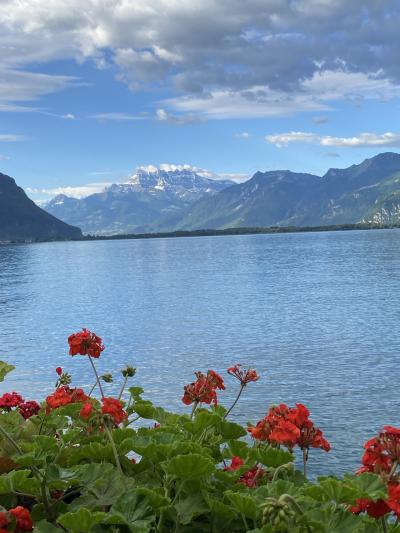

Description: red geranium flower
[0,392,24,409]
[227,364,259,385]
[0,512,8,527]
[224,456,245,471]
[239,465,265,487]
[46,386,88,411]
[55,367,62,376]
[269,419,300,448]
[18,401,40,420]
[182,370,225,406]
[388,483,400,518]
[248,403,330,453]
[101,397,127,424]
[68,329,105,358]
[247,417,273,441]
[351,498,390,518]
[9,506,33,531]
[80,402,94,421]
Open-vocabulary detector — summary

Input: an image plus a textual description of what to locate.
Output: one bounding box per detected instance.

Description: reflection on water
[0,229,400,475]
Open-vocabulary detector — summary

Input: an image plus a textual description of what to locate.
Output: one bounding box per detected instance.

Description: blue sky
[1,0,400,201]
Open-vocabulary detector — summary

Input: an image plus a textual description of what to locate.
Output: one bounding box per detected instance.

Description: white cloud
[156,108,201,125]
[265,131,318,147]
[164,70,400,119]
[235,132,250,138]
[265,131,400,148]
[0,1,399,119]
[0,134,27,142]
[27,182,113,199]
[312,116,328,124]
[91,112,144,121]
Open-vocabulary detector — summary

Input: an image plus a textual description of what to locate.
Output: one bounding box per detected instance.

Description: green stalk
[224,384,245,418]
[88,355,105,398]
[104,423,123,475]
[302,448,308,478]
[281,494,312,533]
[118,375,128,400]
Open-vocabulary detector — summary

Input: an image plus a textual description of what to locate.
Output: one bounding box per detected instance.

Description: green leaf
[204,495,235,519]
[58,508,108,532]
[133,487,171,509]
[345,473,387,501]
[33,520,64,532]
[133,401,155,419]
[224,490,259,520]
[219,420,247,440]
[0,361,14,382]
[110,492,155,532]
[250,446,294,468]
[164,453,215,479]
[175,492,209,525]
[0,469,40,497]
[129,386,144,400]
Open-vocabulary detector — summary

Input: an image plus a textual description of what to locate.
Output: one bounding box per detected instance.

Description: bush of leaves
[0,329,397,532]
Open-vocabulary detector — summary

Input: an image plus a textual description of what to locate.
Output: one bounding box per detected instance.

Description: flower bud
[122,366,136,378]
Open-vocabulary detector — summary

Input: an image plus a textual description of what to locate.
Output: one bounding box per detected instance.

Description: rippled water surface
[1,230,399,475]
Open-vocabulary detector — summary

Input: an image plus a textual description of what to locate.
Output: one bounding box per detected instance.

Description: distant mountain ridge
[0,173,81,241]
[44,165,234,235]
[43,153,400,235]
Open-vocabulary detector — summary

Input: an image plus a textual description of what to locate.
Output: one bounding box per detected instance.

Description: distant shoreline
[2,222,400,245]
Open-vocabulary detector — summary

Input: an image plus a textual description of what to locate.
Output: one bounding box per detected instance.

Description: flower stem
[381,516,388,533]
[302,448,308,478]
[88,356,105,398]
[281,494,312,533]
[224,384,245,418]
[190,401,199,419]
[118,375,128,400]
[389,461,398,479]
[104,423,123,475]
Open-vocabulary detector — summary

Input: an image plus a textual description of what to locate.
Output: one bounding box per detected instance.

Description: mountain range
[43,153,400,235]
[0,172,81,242]
[44,165,233,235]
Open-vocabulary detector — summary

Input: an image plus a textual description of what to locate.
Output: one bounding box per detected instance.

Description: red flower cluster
[352,484,400,519]
[68,329,104,358]
[0,392,23,410]
[224,456,265,487]
[358,426,400,475]
[46,386,88,411]
[247,403,330,452]
[227,364,259,385]
[0,506,32,532]
[101,397,127,424]
[352,426,400,519]
[182,370,225,406]
[18,401,40,420]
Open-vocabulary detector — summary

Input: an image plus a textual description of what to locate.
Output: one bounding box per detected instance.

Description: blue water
[0,229,399,476]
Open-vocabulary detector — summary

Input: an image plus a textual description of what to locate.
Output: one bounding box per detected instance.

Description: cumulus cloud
[266,131,400,148]
[0,1,399,118]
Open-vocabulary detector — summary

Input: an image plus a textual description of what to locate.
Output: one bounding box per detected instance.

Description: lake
[0,229,399,476]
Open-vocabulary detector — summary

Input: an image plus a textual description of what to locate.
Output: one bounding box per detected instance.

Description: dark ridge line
[1,222,400,244]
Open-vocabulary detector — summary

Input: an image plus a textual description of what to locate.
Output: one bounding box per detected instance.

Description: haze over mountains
[43,153,400,236]
[0,173,81,242]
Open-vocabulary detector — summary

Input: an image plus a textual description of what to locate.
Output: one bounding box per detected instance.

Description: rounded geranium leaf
[164,453,215,479]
